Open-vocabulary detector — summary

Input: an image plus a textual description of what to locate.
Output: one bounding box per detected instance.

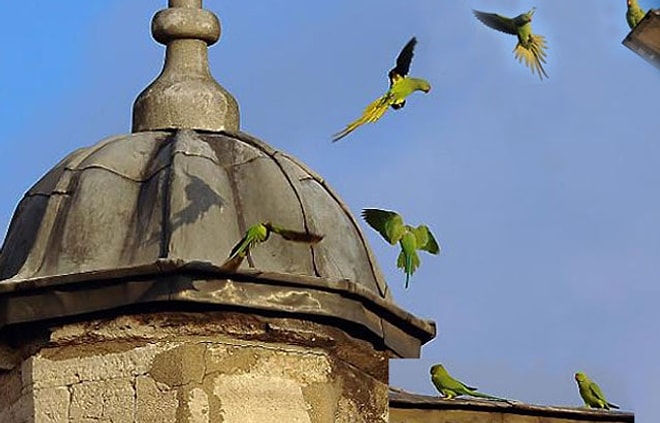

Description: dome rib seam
[270,152,322,278]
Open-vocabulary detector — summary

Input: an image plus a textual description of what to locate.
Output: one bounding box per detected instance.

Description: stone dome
[0,0,434,358]
[0,129,390,299]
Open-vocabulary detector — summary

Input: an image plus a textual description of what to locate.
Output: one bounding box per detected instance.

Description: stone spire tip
[132,0,240,133]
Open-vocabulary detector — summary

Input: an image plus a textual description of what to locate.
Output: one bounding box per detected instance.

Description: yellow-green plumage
[430,364,510,402]
[332,37,431,142]
[397,231,419,288]
[222,222,324,271]
[473,8,549,80]
[574,372,620,410]
[362,208,439,289]
[627,0,645,29]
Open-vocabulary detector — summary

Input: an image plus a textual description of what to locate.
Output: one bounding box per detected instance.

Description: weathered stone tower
[0,1,434,422]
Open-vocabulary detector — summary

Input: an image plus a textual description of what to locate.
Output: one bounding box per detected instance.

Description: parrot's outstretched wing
[332,93,392,142]
[361,208,406,244]
[266,223,324,243]
[412,225,440,254]
[389,37,417,84]
[514,34,548,80]
[473,10,518,35]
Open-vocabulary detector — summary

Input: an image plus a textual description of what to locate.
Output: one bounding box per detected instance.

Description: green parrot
[221,222,324,271]
[361,208,439,289]
[574,372,620,410]
[473,7,549,80]
[332,37,431,142]
[626,0,645,29]
[430,364,511,402]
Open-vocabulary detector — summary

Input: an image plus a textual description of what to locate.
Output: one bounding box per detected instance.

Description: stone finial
[132,0,239,133]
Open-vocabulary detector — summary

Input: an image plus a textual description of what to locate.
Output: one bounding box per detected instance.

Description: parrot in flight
[332,37,431,142]
[221,222,324,271]
[473,7,549,80]
[361,208,439,289]
[626,0,645,29]
[574,372,620,410]
[430,364,511,402]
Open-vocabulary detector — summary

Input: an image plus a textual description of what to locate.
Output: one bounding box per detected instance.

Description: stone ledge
[0,259,435,359]
[389,388,634,422]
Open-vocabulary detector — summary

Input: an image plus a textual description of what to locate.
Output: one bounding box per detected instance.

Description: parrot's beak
[423,86,431,93]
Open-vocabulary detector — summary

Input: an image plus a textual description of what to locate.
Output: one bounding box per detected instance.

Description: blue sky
[1,0,659,420]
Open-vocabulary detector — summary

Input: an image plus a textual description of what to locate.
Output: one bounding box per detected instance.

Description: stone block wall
[0,311,390,423]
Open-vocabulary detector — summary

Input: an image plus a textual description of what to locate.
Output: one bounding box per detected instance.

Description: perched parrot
[332,37,431,142]
[221,222,324,271]
[473,7,549,80]
[430,364,511,402]
[574,372,620,410]
[626,0,645,29]
[361,208,439,289]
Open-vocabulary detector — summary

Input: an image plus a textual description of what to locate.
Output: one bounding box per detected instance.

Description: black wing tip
[393,36,419,76]
[361,208,384,222]
[362,207,386,214]
[331,130,348,142]
[472,9,494,24]
[404,37,418,54]
[472,10,486,23]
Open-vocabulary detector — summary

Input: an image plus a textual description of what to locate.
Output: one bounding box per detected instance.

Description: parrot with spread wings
[222,222,323,271]
[473,7,549,80]
[362,208,439,289]
[332,37,431,142]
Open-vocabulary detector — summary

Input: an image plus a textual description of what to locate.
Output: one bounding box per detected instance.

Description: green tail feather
[468,390,511,402]
[397,250,413,289]
[405,252,412,289]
